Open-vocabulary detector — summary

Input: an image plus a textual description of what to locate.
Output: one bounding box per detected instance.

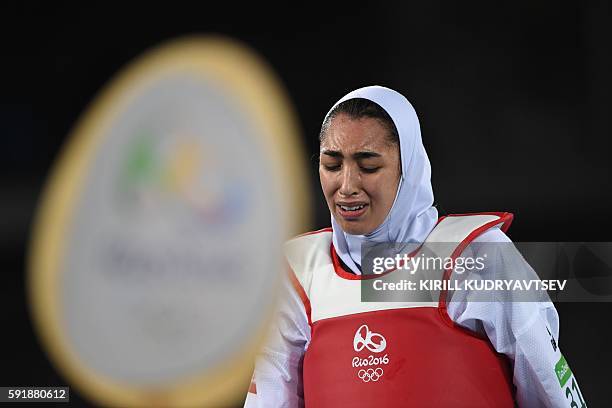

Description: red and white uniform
[244,213,587,407]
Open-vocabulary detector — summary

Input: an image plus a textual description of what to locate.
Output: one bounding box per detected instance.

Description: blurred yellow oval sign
[28,36,309,407]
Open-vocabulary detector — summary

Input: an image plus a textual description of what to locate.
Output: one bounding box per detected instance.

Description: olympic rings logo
[358,368,384,382]
[353,324,387,353]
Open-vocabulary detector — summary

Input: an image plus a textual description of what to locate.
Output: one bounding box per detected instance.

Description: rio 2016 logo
[353,324,386,353]
[352,325,389,383]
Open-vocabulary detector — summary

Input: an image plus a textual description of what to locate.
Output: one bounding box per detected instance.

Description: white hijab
[324,86,438,274]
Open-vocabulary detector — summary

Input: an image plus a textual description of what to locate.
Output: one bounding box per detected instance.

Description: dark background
[1,1,610,406]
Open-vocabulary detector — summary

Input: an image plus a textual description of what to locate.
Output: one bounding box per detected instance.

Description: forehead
[321,114,395,153]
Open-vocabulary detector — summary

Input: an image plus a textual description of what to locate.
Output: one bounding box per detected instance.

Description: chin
[338,222,369,236]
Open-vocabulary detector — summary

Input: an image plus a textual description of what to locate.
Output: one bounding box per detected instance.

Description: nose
[338,165,360,197]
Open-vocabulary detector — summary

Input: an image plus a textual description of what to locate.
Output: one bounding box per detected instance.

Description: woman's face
[319,113,401,235]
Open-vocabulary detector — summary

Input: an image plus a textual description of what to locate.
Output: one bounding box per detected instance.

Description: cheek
[383,176,400,206]
[319,170,335,199]
[364,173,399,205]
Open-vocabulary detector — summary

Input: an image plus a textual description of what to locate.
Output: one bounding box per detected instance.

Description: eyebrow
[321,150,382,159]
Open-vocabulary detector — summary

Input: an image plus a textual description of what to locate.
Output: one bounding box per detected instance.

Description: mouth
[336,203,368,219]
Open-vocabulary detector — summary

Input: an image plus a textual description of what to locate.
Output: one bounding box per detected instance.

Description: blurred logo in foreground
[117,133,248,227]
[28,36,309,407]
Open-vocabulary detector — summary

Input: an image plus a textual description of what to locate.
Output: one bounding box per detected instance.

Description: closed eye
[323,164,341,172]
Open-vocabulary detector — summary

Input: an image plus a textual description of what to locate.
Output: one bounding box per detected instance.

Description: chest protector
[285,213,516,407]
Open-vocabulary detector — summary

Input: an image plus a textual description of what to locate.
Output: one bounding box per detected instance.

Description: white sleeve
[243,273,311,408]
[447,227,587,408]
